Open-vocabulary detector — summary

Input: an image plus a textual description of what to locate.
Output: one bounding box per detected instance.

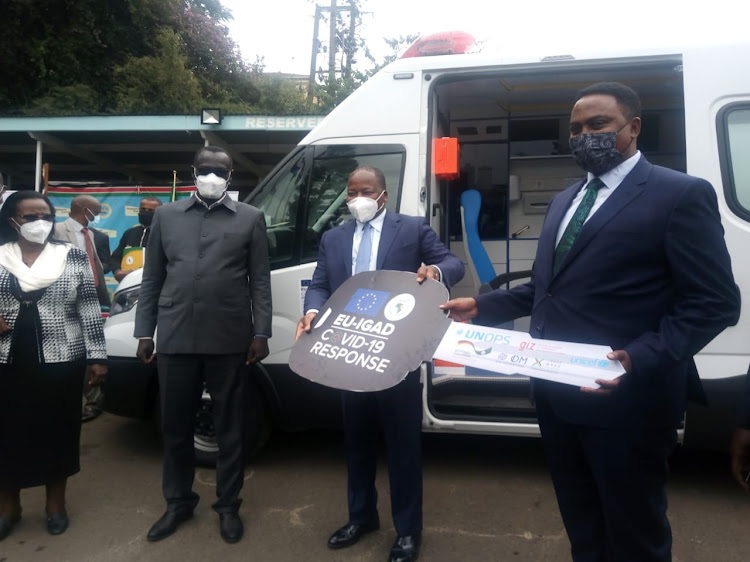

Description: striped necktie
[355,222,373,274]
[552,177,605,276]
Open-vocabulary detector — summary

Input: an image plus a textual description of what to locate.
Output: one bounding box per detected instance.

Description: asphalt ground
[2,413,750,561]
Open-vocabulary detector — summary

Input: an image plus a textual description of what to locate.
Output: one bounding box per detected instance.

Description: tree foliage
[112,29,205,114]
[0,0,415,116]
[0,0,285,115]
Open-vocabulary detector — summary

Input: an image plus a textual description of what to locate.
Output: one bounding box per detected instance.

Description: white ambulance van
[104,34,750,460]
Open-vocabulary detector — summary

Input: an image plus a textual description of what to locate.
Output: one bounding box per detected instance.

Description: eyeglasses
[194,166,231,179]
[17,214,55,222]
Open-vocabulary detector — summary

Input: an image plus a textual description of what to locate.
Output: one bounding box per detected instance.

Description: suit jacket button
[546,292,552,298]
[201,232,207,237]
[195,275,201,280]
[199,252,205,258]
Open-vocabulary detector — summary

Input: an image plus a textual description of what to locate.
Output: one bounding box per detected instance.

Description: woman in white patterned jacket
[0,191,107,540]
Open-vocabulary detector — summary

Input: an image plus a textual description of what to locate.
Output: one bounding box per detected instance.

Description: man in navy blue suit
[443,82,740,561]
[296,166,464,562]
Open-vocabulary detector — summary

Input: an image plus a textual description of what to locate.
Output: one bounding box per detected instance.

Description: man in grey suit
[134,146,272,544]
[53,195,110,308]
[54,194,111,423]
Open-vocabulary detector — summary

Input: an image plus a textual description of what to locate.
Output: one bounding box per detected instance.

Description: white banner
[433,322,625,388]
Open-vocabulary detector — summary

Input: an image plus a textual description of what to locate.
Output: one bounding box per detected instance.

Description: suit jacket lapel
[57,221,76,245]
[342,220,356,278]
[537,183,582,284]
[558,158,651,273]
[376,213,400,270]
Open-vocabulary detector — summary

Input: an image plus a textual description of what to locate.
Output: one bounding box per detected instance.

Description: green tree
[25,85,103,117]
[112,29,204,114]
[0,0,410,117]
[0,0,266,116]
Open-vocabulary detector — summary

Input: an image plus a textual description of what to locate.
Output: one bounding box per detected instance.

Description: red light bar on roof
[401,31,476,58]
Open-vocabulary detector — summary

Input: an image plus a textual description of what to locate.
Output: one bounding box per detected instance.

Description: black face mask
[138,211,154,227]
[569,122,633,176]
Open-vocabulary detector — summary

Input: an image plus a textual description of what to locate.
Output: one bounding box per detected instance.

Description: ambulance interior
[427,56,687,423]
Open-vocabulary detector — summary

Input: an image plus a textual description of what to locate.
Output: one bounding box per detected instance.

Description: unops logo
[384,293,416,321]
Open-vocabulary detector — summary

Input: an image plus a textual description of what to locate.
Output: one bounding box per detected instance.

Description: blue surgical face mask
[85,208,101,227]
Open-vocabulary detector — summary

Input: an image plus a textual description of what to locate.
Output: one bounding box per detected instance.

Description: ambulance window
[719,105,750,221]
[301,150,405,261]
[248,148,310,266]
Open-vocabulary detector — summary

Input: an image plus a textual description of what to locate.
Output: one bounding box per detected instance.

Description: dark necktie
[355,222,373,274]
[81,227,99,287]
[552,177,605,276]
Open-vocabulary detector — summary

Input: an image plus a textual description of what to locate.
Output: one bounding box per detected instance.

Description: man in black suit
[135,146,272,544]
[111,196,162,282]
[443,82,740,561]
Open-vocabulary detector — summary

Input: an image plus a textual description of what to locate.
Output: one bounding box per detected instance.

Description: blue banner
[47,186,195,305]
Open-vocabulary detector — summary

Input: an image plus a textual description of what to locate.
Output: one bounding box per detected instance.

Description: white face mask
[347,191,385,223]
[14,219,53,245]
[196,173,228,199]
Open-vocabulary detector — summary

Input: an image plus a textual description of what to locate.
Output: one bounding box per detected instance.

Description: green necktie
[552,177,605,275]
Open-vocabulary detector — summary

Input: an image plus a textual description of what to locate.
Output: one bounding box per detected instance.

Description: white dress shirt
[64,217,87,250]
[555,151,642,246]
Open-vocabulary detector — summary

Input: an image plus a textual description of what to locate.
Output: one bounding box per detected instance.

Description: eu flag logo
[344,289,390,316]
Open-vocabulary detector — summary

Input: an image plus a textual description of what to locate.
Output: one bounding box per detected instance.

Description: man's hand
[88,363,108,386]
[731,427,750,492]
[136,338,155,364]
[114,269,132,282]
[416,265,439,284]
[439,298,479,322]
[295,312,317,341]
[0,315,11,334]
[581,350,631,395]
[247,337,269,365]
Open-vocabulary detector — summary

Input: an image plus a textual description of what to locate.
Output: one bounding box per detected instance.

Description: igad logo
[384,293,416,321]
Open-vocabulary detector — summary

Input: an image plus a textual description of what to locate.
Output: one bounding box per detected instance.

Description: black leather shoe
[327,517,380,549]
[146,510,193,542]
[0,512,21,541]
[81,407,101,423]
[46,512,69,535]
[389,534,421,562]
[219,512,243,543]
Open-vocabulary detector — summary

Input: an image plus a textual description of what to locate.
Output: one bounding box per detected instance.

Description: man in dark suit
[443,82,740,561]
[111,196,162,282]
[91,226,111,277]
[731,367,750,491]
[134,146,272,544]
[296,166,464,562]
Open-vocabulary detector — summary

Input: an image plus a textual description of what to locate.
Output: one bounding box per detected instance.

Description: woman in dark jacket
[0,191,107,539]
